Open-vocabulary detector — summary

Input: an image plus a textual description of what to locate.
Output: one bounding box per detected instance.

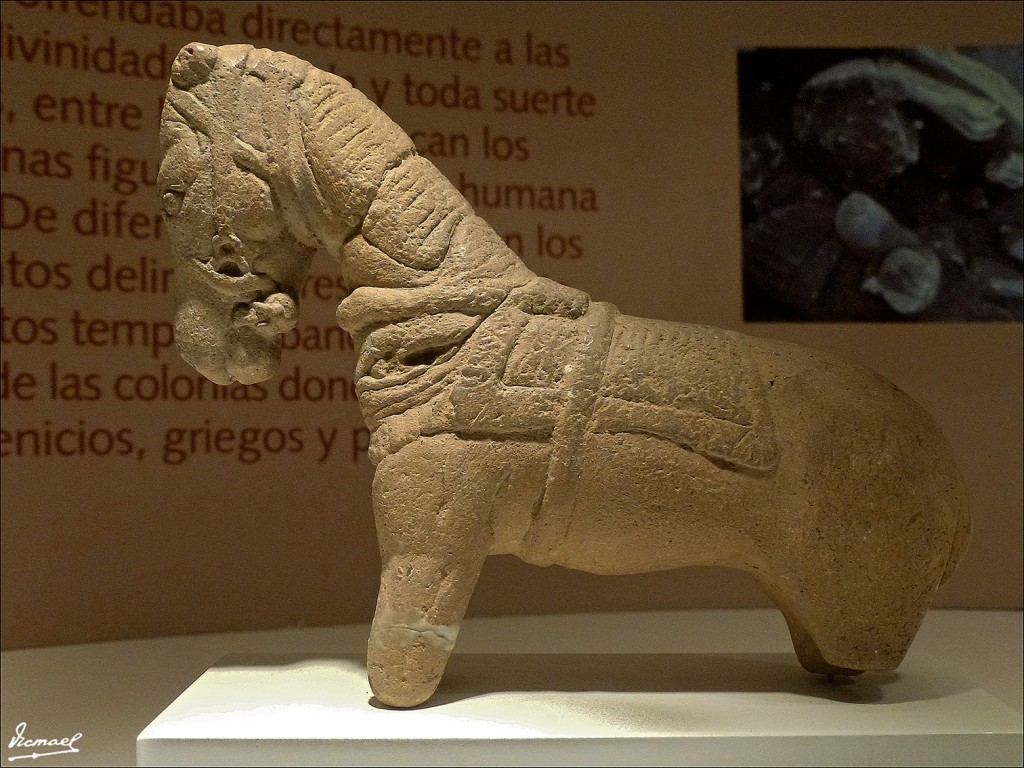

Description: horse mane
[294,66,532,293]
[162,43,537,315]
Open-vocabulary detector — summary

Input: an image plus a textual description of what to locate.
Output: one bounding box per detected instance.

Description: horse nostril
[210,228,248,277]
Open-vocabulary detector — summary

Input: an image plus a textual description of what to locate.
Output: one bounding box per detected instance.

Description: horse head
[161,42,358,384]
[161,42,541,388]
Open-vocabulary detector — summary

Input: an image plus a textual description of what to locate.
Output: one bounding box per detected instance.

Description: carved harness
[440,286,779,564]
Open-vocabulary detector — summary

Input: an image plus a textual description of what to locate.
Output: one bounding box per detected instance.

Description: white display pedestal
[5,610,1019,766]
[137,650,1022,767]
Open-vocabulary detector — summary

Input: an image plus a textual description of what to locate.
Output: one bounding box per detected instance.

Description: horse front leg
[366,434,494,708]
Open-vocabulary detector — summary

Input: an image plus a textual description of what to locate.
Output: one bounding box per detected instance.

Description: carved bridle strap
[521,301,616,565]
[446,277,591,440]
[336,282,508,338]
[438,277,610,562]
[233,58,348,253]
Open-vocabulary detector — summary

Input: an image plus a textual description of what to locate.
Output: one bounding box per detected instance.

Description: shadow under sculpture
[160,43,971,709]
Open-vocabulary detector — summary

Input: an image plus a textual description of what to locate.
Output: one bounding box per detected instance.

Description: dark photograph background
[739,46,1023,322]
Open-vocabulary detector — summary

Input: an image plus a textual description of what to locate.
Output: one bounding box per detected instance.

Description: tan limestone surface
[160,43,971,708]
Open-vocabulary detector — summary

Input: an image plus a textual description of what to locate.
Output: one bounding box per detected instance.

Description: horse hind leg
[771,436,966,676]
[755,543,938,676]
[781,609,867,677]
[767,573,939,678]
[791,606,935,677]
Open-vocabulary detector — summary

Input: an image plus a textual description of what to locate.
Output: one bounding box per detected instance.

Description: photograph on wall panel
[738,46,1023,322]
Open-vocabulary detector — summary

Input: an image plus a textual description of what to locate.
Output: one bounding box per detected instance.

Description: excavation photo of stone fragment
[160,43,971,708]
[740,46,1023,321]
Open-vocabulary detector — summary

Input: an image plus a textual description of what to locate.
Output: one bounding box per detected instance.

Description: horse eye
[162,189,185,216]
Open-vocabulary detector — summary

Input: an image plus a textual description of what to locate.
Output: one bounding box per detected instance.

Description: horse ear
[171,43,219,90]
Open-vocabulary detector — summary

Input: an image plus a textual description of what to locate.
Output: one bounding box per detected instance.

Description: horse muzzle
[173,264,296,385]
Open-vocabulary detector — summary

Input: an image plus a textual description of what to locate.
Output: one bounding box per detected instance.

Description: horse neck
[333,206,539,338]
[332,155,536,296]
[283,66,540,333]
[284,66,524,283]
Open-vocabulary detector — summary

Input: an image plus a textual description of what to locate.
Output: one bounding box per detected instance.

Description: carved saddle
[452,302,779,474]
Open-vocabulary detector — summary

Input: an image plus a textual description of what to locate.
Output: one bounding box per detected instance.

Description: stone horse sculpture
[160,43,971,708]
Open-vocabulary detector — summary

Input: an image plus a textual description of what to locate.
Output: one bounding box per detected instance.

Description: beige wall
[1,1,1021,649]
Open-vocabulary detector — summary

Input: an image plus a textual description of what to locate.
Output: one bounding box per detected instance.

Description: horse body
[161,43,970,708]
